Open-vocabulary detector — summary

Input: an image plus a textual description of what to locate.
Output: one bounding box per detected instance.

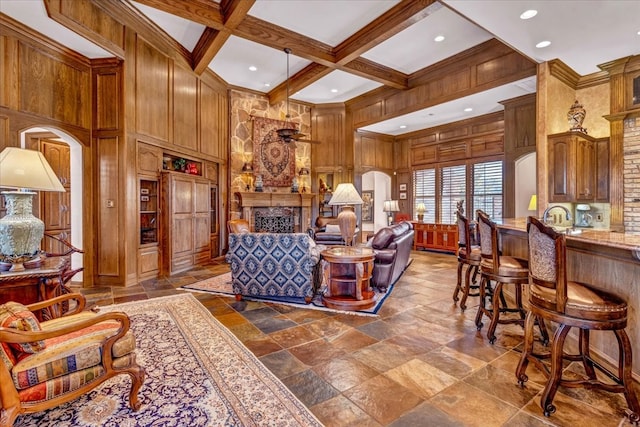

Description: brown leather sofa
[308,216,349,245]
[368,221,414,292]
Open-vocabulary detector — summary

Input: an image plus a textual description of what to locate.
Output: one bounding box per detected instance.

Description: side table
[320,246,375,311]
[0,257,73,319]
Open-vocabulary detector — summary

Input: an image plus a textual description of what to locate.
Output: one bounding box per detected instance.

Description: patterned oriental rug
[181,272,395,316]
[14,294,323,427]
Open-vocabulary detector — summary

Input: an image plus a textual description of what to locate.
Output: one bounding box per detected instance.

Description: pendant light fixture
[276,48,302,143]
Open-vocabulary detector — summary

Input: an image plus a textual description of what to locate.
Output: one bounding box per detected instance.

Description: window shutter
[440,164,466,224]
[413,168,435,223]
[473,160,503,218]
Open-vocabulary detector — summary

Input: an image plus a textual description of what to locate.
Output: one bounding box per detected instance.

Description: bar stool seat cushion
[530,282,627,321]
[480,256,528,278]
[458,245,481,261]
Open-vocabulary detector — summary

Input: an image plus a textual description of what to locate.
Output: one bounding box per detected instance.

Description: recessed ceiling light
[399,125,407,129]
[637,30,640,35]
[520,9,537,19]
[434,35,445,42]
[248,66,257,71]
[536,40,551,48]
[464,107,473,112]
[330,89,338,93]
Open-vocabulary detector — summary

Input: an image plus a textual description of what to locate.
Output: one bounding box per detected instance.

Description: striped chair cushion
[11,312,136,390]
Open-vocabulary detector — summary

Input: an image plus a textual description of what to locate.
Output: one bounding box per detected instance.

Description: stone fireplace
[236,192,315,233]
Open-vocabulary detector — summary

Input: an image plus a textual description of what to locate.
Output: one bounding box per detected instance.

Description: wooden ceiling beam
[235,16,336,65]
[220,0,255,27]
[192,28,228,74]
[190,0,253,74]
[132,0,225,29]
[268,63,333,105]
[345,58,408,89]
[334,0,438,65]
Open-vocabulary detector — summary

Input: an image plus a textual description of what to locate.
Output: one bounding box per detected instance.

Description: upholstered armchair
[226,233,323,304]
[0,293,145,425]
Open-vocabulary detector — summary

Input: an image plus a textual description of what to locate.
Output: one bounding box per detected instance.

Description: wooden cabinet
[548,132,609,203]
[138,178,160,280]
[413,222,457,253]
[161,171,211,275]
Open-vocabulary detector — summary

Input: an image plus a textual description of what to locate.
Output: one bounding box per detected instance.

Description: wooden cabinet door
[575,137,595,201]
[42,141,70,186]
[43,191,70,231]
[548,134,575,202]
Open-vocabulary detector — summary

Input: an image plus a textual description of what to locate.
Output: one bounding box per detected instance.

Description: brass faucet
[542,205,573,226]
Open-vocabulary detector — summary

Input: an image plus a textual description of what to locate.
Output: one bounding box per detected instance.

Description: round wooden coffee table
[320,246,375,311]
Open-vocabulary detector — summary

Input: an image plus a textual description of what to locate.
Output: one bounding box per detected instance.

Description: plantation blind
[440,164,466,224]
[473,160,503,218]
[413,168,436,223]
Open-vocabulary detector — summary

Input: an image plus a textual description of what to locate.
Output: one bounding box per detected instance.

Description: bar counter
[495,218,640,377]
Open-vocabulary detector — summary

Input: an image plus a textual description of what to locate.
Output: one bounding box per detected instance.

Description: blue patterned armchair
[226,233,322,304]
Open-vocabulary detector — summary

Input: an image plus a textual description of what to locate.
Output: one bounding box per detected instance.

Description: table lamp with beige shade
[0,147,65,271]
[383,200,399,226]
[528,194,537,211]
[328,183,363,246]
[416,203,426,222]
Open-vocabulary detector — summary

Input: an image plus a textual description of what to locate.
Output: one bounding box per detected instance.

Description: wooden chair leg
[541,323,571,417]
[460,263,474,311]
[516,310,536,386]
[475,276,488,330]
[453,261,464,303]
[614,329,640,423]
[579,329,597,380]
[487,281,504,344]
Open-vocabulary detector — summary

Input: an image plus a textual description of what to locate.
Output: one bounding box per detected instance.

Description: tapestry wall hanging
[252,117,296,187]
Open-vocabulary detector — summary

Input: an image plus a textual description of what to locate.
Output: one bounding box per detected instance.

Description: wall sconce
[241,162,253,191]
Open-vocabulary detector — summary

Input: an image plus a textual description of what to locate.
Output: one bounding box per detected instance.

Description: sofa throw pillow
[0,302,46,354]
[325,224,341,233]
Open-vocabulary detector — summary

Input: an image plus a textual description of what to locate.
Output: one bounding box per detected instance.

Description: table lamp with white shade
[0,147,65,271]
[383,200,399,226]
[328,183,363,246]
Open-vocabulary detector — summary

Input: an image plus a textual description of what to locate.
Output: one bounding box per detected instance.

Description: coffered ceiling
[1,0,638,135]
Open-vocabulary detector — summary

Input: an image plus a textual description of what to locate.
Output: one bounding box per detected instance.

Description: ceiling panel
[361,4,493,74]
[247,0,401,47]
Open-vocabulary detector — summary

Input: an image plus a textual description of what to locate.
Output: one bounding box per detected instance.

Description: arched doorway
[361,171,392,235]
[515,152,536,218]
[19,127,84,279]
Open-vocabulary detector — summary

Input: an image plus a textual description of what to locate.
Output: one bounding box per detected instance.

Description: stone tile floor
[71,251,638,427]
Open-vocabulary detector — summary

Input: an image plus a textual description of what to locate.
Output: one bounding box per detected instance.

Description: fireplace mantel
[236,192,316,232]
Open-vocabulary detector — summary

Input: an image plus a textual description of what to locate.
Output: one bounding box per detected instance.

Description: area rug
[15,293,323,427]
[181,272,395,316]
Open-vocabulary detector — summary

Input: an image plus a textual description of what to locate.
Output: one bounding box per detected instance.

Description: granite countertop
[496,218,640,257]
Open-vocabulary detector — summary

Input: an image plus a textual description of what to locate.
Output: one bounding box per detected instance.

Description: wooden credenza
[412,222,458,253]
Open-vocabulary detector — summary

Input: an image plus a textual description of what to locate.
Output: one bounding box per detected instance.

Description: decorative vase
[567,100,587,133]
[254,175,263,192]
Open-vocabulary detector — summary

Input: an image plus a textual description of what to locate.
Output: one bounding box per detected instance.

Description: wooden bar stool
[474,210,533,344]
[452,209,481,311]
[516,217,639,423]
